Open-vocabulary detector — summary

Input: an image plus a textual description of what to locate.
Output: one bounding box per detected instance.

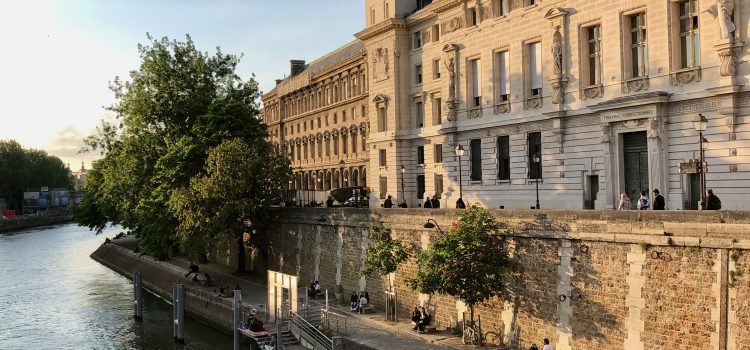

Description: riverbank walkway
[108,235,475,350]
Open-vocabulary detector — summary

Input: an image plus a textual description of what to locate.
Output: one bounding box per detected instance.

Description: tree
[406,205,514,324]
[169,139,290,272]
[75,34,269,259]
[360,225,410,292]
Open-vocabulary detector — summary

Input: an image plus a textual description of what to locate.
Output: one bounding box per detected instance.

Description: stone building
[262,42,370,202]
[266,0,750,210]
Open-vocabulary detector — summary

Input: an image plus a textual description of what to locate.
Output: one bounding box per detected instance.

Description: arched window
[351,131,357,154]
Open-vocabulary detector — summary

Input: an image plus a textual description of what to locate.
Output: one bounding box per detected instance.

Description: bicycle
[463,321,485,347]
[483,329,507,349]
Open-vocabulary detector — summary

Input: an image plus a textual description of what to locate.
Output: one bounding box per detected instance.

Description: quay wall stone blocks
[251,208,750,349]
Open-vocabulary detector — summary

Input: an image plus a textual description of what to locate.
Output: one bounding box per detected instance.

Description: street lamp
[288,180,293,206]
[400,165,406,206]
[693,113,708,209]
[423,218,443,234]
[455,145,465,200]
[532,153,541,209]
[338,159,345,189]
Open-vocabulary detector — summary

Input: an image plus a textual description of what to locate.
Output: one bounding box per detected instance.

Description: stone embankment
[0,215,72,233]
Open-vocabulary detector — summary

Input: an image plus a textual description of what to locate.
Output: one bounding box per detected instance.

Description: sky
[0,0,364,169]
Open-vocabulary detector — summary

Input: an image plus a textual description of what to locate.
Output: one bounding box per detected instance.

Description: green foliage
[0,140,74,210]
[406,205,514,322]
[74,34,285,262]
[169,139,290,271]
[360,226,410,291]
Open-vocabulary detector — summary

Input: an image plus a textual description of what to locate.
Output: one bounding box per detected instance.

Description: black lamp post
[400,165,406,206]
[338,159,345,189]
[693,113,708,209]
[533,153,541,209]
[423,218,443,234]
[455,145,465,199]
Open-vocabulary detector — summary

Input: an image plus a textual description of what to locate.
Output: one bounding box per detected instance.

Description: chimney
[275,79,283,86]
[290,60,306,77]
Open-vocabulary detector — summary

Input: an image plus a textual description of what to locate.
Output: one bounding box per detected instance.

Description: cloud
[45,125,101,169]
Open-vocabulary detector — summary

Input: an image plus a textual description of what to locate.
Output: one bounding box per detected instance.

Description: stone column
[624,245,646,350]
[555,240,573,350]
[600,124,615,209]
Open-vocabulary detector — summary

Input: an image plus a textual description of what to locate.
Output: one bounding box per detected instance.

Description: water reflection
[0,223,233,349]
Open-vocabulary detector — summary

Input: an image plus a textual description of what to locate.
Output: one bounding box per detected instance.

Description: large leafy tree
[0,140,74,210]
[406,205,515,324]
[75,34,279,260]
[360,225,410,292]
[169,139,290,272]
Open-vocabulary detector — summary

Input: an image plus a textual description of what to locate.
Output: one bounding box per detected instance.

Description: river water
[0,223,233,349]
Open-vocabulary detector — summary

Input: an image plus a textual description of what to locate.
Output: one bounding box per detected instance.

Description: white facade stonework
[266,0,750,210]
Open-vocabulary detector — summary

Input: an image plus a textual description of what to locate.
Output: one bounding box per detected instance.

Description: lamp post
[455,145,465,199]
[400,165,406,206]
[532,153,541,209]
[338,159,345,189]
[693,113,708,209]
[288,180,293,206]
[423,219,443,234]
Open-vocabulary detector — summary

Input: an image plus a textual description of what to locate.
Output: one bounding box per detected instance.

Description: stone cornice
[407,11,438,27]
[310,52,366,82]
[588,91,671,112]
[431,0,462,14]
[355,19,408,41]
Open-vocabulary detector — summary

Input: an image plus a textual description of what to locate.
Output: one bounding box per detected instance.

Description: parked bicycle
[463,321,484,347]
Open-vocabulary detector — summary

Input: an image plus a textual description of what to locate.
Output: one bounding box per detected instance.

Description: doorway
[622,132,648,209]
[688,173,701,210]
[586,175,599,209]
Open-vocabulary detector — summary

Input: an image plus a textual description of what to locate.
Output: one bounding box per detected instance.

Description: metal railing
[289,310,332,350]
[320,309,348,335]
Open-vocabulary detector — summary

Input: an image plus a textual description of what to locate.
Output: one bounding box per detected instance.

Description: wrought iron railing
[288,310,332,350]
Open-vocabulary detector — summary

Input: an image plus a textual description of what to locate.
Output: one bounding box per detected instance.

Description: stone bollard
[133,270,143,320]
[173,284,185,342]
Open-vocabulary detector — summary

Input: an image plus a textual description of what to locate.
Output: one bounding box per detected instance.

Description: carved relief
[441,17,463,34]
[446,100,458,121]
[668,98,721,115]
[480,4,491,21]
[372,48,389,81]
[647,117,661,140]
[423,30,431,44]
[524,97,543,110]
[716,42,743,77]
[468,107,483,119]
[622,77,649,93]
[705,0,736,42]
[494,102,511,114]
[671,68,701,85]
[445,57,456,101]
[552,28,563,77]
[582,86,603,100]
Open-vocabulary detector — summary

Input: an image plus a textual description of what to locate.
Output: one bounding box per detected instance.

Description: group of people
[349,291,369,313]
[529,338,552,350]
[217,284,242,298]
[308,280,321,298]
[383,195,453,209]
[618,188,721,210]
[240,309,266,333]
[410,306,432,333]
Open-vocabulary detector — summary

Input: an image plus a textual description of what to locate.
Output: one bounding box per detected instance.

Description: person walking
[423,197,432,208]
[637,190,649,210]
[705,189,722,210]
[456,197,466,209]
[383,195,393,208]
[431,196,440,208]
[542,338,552,350]
[652,189,665,210]
[618,193,632,210]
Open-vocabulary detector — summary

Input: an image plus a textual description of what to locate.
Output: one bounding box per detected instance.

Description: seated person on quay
[350,292,359,311]
[410,306,421,324]
[356,292,369,313]
[412,307,431,333]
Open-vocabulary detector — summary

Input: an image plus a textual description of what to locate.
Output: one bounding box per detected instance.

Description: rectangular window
[416,64,423,84]
[432,24,440,42]
[417,175,425,199]
[434,174,443,199]
[415,100,424,128]
[528,42,542,96]
[528,0,536,5]
[628,13,648,78]
[585,25,602,86]
[379,176,388,199]
[379,149,387,166]
[417,146,425,165]
[434,144,443,163]
[433,97,442,125]
[352,107,357,120]
[495,51,510,102]
[325,138,330,156]
[470,138,482,181]
[317,140,322,158]
[469,58,481,107]
[333,137,338,156]
[678,0,700,68]
[469,7,478,26]
[414,31,422,49]
[433,59,441,79]
[495,0,506,16]
[497,136,510,180]
[528,132,542,179]
[370,7,375,25]
[377,106,387,132]
[384,2,389,18]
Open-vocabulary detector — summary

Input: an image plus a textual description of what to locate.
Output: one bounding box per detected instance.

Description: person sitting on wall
[398,200,408,208]
[350,292,359,311]
[201,273,214,287]
[431,196,440,209]
[410,306,422,324]
[326,196,335,207]
[223,286,234,298]
[356,293,368,313]
[384,195,394,208]
[185,262,199,278]
[413,307,431,333]
[314,280,321,296]
[424,197,432,208]
[308,281,316,297]
[248,314,265,332]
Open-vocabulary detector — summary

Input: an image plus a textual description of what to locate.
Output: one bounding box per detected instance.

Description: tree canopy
[0,140,74,210]
[406,205,515,323]
[75,34,289,263]
[360,225,410,291]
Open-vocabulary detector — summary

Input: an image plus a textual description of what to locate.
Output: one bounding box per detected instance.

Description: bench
[360,304,374,314]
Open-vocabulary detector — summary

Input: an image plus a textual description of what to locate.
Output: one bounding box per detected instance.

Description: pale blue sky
[0,0,363,168]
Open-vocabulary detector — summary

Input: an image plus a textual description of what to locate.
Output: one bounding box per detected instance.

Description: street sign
[678,161,707,174]
[41,186,49,192]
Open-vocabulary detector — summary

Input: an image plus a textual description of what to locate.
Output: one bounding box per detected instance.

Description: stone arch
[352,168,360,187]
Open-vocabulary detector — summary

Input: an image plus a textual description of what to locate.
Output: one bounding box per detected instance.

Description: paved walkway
[109,235,489,350]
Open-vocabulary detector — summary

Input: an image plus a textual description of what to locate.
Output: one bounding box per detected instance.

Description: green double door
[623,132,649,209]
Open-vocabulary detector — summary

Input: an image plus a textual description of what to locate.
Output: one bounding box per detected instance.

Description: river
[0,223,233,349]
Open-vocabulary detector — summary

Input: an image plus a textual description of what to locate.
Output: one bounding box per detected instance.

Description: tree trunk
[470,304,475,325]
[236,233,246,273]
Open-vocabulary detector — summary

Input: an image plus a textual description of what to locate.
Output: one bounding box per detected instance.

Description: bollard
[325,289,329,312]
[173,284,185,342]
[133,270,143,320]
[233,290,242,350]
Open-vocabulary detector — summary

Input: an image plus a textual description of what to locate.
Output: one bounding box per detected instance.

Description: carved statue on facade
[372,48,389,80]
[445,57,456,101]
[705,0,736,42]
[600,124,612,145]
[552,27,563,76]
[647,117,661,140]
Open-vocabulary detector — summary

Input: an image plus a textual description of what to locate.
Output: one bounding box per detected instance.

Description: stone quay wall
[0,215,72,233]
[251,208,750,350]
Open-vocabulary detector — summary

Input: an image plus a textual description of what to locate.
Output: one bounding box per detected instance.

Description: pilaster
[624,245,645,350]
[556,239,573,350]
